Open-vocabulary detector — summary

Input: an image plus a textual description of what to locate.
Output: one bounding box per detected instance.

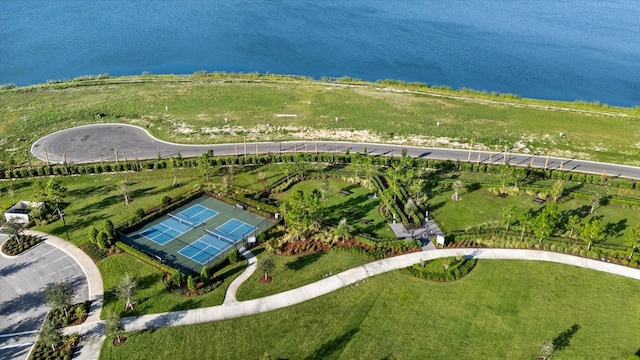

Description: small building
[4,201,44,224]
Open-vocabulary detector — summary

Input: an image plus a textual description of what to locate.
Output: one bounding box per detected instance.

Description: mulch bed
[258,275,273,284]
[113,337,128,346]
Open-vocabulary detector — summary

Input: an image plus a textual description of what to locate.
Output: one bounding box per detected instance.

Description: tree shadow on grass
[169,298,201,312]
[305,327,359,360]
[215,263,246,282]
[285,252,326,271]
[553,324,580,352]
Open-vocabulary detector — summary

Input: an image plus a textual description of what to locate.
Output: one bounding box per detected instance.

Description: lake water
[1,0,639,106]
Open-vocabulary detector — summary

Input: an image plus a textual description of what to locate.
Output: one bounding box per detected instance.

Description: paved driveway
[0,236,88,360]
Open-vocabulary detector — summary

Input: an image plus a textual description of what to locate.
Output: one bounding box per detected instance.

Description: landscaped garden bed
[29,333,80,360]
[1,234,46,256]
[403,256,477,281]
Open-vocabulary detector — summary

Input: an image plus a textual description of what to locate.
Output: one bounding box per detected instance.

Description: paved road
[31,124,640,180]
[0,235,88,360]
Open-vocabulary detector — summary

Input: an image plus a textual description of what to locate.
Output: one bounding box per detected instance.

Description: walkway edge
[223,248,256,304]
[121,248,640,333]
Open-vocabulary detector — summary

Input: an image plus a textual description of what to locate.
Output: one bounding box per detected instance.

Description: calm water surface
[1,1,638,106]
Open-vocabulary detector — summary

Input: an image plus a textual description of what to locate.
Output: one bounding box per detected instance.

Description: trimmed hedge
[114,242,180,278]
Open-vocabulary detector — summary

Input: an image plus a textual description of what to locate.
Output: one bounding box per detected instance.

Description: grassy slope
[236,250,370,301]
[2,77,639,166]
[98,254,247,318]
[99,260,640,360]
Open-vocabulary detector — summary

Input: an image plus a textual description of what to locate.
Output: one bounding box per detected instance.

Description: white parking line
[41,264,80,278]
[0,330,38,338]
[34,255,67,271]
[36,247,59,259]
[0,342,33,350]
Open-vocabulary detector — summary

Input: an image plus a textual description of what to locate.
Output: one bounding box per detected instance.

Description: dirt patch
[258,275,273,284]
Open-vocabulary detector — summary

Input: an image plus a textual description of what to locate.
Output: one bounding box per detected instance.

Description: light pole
[57,207,70,241]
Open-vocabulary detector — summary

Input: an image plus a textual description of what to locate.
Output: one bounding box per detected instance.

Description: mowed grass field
[1,76,639,166]
[99,260,640,360]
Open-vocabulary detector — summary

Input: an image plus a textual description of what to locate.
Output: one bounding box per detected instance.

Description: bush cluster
[1,234,45,256]
[403,257,477,281]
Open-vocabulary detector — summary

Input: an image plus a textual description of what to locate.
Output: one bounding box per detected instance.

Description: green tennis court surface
[122,196,273,273]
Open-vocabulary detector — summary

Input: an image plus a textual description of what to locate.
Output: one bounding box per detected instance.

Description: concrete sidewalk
[223,248,256,304]
[24,231,105,360]
[121,248,640,333]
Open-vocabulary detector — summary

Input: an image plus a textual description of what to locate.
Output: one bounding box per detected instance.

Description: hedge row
[115,242,181,279]
[403,258,477,281]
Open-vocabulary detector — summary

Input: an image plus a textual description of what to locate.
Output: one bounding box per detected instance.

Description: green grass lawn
[274,178,395,238]
[99,260,640,359]
[2,76,639,168]
[98,254,247,318]
[430,186,640,246]
[236,249,370,301]
[0,168,205,245]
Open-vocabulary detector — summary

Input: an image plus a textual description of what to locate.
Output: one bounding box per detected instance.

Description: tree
[166,157,181,187]
[2,217,23,243]
[306,189,323,231]
[624,224,640,260]
[39,321,63,352]
[451,180,462,201]
[106,311,124,344]
[351,152,362,178]
[46,177,67,209]
[502,205,516,231]
[551,180,564,202]
[118,180,131,205]
[588,192,601,214]
[580,218,605,251]
[335,218,354,242]
[197,153,211,182]
[539,338,555,359]
[116,274,137,311]
[257,254,276,281]
[533,212,553,243]
[517,210,534,241]
[45,282,73,317]
[566,215,580,240]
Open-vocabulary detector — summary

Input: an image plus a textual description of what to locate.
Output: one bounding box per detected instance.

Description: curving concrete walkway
[30,123,640,179]
[223,248,257,304]
[120,248,640,333]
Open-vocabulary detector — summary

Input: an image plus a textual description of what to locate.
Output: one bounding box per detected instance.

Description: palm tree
[588,192,601,214]
[116,274,137,311]
[118,180,131,205]
[335,218,354,242]
[502,205,516,231]
[451,180,462,201]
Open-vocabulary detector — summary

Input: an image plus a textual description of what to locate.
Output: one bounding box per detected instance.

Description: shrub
[96,231,109,249]
[81,242,105,262]
[187,275,196,291]
[88,227,98,243]
[228,249,239,263]
[200,266,210,285]
[162,196,172,207]
[134,208,145,221]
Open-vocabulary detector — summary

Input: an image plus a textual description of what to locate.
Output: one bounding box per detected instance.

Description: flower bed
[1,234,46,256]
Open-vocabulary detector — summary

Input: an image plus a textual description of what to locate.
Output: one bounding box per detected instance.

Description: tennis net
[204,229,237,244]
[168,213,195,228]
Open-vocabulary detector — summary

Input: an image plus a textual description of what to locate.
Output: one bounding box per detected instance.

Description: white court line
[0,342,33,350]
[34,255,67,271]
[0,330,38,338]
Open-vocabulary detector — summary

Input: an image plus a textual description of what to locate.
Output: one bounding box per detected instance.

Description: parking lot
[0,236,88,360]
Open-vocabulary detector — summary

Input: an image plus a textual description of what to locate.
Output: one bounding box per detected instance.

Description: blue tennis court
[140,204,218,245]
[216,219,257,239]
[177,218,255,265]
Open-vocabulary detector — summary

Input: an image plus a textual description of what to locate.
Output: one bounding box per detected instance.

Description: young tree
[551,180,564,203]
[118,180,131,205]
[197,153,211,182]
[517,210,534,241]
[451,180,462,201]
[566,215,580,240]
[106,311,124,344]
[335,218,354,242]
[539,338,555,359]
[2,217,23,243]
[502,205,516,231]
[166,157,181,187]
[306,189,323,231]
[257,254,276,281]
[533,212,553,243]
[46,177,67,209]
[39,321,63,352]
[624,223,640,260]
[116,274,137,311]
[580,218,605,251]
[45,282,73,317]
[588,192,601,214]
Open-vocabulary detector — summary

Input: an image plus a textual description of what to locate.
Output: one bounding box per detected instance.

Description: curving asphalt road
[31,124,640,180]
